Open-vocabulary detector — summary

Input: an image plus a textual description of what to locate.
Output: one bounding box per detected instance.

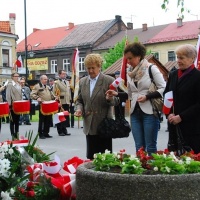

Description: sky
[1,0,200,43]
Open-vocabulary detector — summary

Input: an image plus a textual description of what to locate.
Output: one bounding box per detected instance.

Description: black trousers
[38,107,52,137]
[86,135,112,160]
[70,104,74,127]
[57,104,70,134]
[10,110,20,137]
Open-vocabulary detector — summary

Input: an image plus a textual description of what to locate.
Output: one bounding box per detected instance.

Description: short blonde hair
[84,53,103,68]
[175,44,197,59]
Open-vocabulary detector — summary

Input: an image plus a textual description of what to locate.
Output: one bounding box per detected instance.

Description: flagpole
[24,0,28,81]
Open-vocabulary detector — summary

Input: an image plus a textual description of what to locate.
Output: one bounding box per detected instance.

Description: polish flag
[15,55,23,68]
[109,77,123,90]
[163,91,173,114]
[53,111,69,124]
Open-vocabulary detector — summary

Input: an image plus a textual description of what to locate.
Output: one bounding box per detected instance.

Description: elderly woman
[164,44,200,154]
[124,42,166,155]
[74,53,119,159]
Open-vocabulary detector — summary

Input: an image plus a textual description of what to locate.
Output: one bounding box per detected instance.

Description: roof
[103,54,169,80]
[17,26,75,52]
[56,19,115,48]
[164,61,179,71]
[147,20,200,44]
[94,24,168,50]
[0,21,10,33]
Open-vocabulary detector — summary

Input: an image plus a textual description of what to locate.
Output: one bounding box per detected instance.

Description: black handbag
[97,106,131,139]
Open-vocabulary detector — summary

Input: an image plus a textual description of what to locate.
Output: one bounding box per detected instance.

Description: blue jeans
[131,107,160,155]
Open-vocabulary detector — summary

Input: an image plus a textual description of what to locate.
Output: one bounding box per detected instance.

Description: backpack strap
[148,64,154,81]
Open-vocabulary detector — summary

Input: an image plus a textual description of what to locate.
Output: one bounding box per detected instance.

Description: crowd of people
[1,42,200,160]
[0,70,74,139]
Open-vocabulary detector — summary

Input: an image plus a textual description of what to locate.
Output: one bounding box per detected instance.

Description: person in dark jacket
[164,44,200,154]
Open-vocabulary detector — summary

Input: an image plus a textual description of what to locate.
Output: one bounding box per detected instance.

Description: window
[152,52,159,60]
[79,57,85,72]
[50,60,57,73]
[168,51,176,61]
[63,58,70,72]
[2,49,9,67]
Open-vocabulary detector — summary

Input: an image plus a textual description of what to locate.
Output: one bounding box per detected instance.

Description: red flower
[26,190,35,197]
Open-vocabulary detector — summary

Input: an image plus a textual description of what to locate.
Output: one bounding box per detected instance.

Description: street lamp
[24,0,28,81]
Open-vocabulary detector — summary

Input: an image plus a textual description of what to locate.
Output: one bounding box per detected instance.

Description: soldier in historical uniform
[30,75,56,139]
[53,70,71,136]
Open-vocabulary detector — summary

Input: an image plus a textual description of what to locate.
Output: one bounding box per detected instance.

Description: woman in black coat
[164,44,200,154]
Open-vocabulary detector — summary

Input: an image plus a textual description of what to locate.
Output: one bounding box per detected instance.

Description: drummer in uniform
[6,72,22,138]
[30,75,57,139]
[53,70,71,136]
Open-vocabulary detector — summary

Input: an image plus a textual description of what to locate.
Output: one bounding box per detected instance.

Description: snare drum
[0,102,9,118]
[12,100,31,114]
[41,100,58,115]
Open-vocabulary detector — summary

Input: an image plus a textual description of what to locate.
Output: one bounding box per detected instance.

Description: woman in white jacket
[124,42,166,155]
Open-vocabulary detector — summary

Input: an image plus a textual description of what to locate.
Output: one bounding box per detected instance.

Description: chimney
[9,13,16,34]
[115,15,122,21]
[127,22,133,30]
[33,28,40,32]
[177,18,183,27]
[68,22,74,29]
[142,23,148,31]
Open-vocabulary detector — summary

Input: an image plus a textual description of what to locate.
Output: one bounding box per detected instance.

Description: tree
[161,0,190,19]
[102,37,127,71]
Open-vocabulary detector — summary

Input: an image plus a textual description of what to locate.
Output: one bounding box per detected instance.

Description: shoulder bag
[97,105,131,139]
[148,65,163,120]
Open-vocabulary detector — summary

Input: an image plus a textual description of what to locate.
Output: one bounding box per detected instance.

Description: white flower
[105,149,110,154]
[93,154,97,159]
[117,155,121,159]
[185,157,192,165]
[129,155,136,160]
[132,164,137,168]
[122,162,125,165]
[0,152,5,159]
[8,149,14,155]
[162,153,167,158]
[1,191,12,200]
[165,166,171,173]
[9,188,15,195]
[153,167,158,171]
[113,152,117,156]
[178,160,184,165]
[0,143,9,153]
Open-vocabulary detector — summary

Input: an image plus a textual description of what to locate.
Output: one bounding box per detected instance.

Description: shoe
[45,135,53,138]
[64,133,71,136]
[39,136,46,139]
[71,126,74,128]
[59,133,66,136]
[26,122,31,125]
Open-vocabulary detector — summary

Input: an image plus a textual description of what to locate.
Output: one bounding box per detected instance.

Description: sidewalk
[0,118,169,163]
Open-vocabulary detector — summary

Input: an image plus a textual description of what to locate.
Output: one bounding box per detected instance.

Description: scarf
[127,59,149,82]
[178,64,195,79]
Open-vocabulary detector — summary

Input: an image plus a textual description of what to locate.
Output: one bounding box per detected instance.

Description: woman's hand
[137,95,147,103]
[105,89,118,96]
[74,109,82,117]
[168,114,182,125]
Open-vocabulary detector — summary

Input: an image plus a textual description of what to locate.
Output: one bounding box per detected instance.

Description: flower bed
[75,148,200,200]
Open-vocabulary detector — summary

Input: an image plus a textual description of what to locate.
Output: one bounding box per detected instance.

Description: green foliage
[161,0,190,19]
[102,37,127,71]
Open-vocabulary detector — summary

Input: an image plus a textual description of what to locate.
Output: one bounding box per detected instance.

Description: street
[0,118,169,164]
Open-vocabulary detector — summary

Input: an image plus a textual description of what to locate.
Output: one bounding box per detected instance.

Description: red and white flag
[70,48,79,102]
[162,91,173,114]
[53,111,69,124]
[109,77,123,90]
[15,55,23,68]
[119,39,128,93]
[195,35,200,70]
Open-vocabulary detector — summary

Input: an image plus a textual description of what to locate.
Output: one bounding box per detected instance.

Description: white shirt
[89,74,100,97]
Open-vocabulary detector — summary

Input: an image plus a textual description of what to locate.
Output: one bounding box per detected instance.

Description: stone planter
[76,162,200,200]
